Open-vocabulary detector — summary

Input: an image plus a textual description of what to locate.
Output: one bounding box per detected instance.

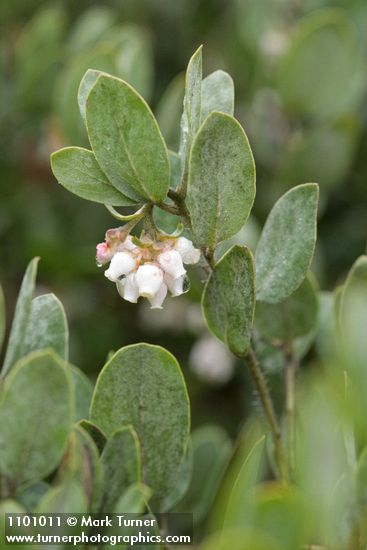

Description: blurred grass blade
[0,285,5,355]
[2,258,39,377]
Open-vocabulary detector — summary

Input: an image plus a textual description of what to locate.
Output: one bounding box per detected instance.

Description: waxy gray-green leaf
[86,74,170,203]
[179,46,202,175]
[60,426,104,512]
[90,344,190,498]
[187,112,256,247]
[51,147,136,206]
[255,183,319,303]
[22,293,68,361]
[202,246,255,356]
[0,350,72,486]
[201,70,234,122]
[2,258,39,377]
[101,426,141,512]
[255,274,319,341]
[78,69,105,123]
[71,366,93,422]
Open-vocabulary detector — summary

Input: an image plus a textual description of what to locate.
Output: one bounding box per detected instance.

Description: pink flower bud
[136,264,164,298]
[158,250,186,279]
[96,242,113,265]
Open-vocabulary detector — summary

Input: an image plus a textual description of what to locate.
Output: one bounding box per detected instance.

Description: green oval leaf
[178,425,231,524]
[22,293,69,361]
[59,426,103,512]
[161,444,193,512]
[37,480,87,514]
[78,69,106,124]
[90,343,190,499]
[2,258,39,377]
[0,350,72,487]
[202,246,255,356]
[51,147,136,206]
[86,74,170,203]
[255,183,319,304]
[187,112,256,248]
[255,274,319,341]
[71,366,93,422]
[101,426,141,513]
[179,46,202,176]
[201,70,234,123]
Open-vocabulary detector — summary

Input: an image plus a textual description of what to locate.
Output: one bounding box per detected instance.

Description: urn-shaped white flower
[104,251,136,282]
[117,272,139,303]
[174,237,201,264]
[158,250,186,279]
[164,273,185,297]
[136,264,164,298]
[149,283,168,309]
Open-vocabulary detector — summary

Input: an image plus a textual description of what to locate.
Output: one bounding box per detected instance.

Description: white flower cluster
[96,230,200,309]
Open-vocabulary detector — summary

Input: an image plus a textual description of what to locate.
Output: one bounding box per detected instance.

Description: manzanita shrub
[1,47,367,549]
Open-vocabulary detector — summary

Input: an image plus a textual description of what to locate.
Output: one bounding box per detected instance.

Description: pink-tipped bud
[96,242,113,265]
[136,264,164,298]
[104,251,136,282]
[158,250,186,279]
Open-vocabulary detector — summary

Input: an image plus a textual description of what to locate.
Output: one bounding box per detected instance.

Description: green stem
[168,188,288,481]
[157,202,180,216]
[284,341,297,478]
[167,189,192,229]
[245,346,289,483]
[104,204,146,222]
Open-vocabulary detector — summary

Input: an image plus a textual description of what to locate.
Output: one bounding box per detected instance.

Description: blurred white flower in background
[190,335,235,385]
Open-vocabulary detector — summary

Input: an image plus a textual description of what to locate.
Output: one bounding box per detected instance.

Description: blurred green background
[1,0,366,437]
